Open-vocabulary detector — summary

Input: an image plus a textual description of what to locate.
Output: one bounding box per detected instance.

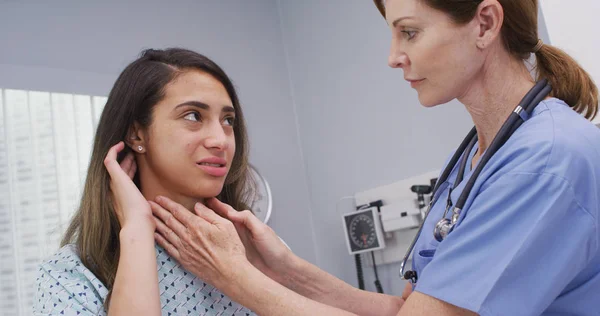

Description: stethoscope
[400,79,553,284]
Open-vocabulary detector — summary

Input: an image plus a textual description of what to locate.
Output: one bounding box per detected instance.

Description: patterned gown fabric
[33,244,256,316]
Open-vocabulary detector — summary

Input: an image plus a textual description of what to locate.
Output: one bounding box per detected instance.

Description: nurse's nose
[388,41,410,69]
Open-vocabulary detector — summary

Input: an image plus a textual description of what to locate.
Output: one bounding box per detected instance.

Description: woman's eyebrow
[173,101,235,114]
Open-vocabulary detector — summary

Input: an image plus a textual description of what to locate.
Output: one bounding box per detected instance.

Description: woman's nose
[204,123,229,151]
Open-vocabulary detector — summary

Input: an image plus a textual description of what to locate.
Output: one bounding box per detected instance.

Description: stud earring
[137,146,143,152]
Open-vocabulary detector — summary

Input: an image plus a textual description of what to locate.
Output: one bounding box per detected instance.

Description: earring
[137,146,143,152]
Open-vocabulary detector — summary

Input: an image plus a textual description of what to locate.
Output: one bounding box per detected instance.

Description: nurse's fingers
[153,214,182,250]
[150,200,189,238]
[154,232,180,260]
[194,201,225,225]
[402,282,413,301]
[154,196,197,229]
[206,197,237,220]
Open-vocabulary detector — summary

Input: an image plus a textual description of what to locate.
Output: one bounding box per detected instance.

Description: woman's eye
[402,30,417,40]
[224,116,236,126]
[184,112,201,122]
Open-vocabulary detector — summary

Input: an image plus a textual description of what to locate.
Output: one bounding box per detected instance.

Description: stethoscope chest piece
[433,218,452,242]
[434,206,461,242]
[398,79,552,283]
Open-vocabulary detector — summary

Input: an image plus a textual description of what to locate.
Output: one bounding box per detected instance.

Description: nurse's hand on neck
[152,188,474,316]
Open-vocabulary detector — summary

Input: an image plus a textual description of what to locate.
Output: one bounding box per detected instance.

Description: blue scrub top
[412,98,600,315]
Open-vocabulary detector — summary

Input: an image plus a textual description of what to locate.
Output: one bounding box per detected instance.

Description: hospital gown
[33,244,256,316]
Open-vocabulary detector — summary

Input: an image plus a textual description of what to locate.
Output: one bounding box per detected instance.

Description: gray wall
[0,0,318,264]
[277,0,472,295]
[277,0,552,296]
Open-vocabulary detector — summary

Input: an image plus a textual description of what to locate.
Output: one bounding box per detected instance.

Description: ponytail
[534,44,598,120]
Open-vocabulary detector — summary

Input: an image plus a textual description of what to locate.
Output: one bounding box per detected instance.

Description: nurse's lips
[406,78,426,88]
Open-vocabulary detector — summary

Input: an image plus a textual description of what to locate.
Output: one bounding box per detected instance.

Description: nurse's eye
[183,112,201,122]
[401,30,417,41]
[223,116,236,127]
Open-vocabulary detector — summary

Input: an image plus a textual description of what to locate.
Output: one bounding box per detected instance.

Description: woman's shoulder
[39,244,81,269]
[498,98,600,170]
[34,244,108,315]
[532,97,600,145]
[38,244,99,282]
[489,97,600,216]
[528,98,600,174]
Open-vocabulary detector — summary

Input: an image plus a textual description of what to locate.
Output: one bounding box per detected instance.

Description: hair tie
[533,39,544,53]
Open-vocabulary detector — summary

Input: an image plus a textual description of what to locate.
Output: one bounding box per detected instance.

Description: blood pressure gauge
[248,164,273,224]
[343,207,386,255]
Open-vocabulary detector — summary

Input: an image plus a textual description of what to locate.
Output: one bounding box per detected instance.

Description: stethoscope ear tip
[403,270,418,283]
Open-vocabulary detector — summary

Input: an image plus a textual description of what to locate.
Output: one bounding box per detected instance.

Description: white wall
[278,0,553,296]
[0,0,317,294]
[540,0,600,125]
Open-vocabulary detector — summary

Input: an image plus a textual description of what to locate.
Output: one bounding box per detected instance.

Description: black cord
[456,79,551,210]
[371,252,384,293]
[355,254,365,290]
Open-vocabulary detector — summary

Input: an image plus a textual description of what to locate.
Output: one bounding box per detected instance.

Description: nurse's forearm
[276,254,404,316]
[224,263,357,316]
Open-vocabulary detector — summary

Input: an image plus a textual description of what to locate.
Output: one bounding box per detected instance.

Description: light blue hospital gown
[412,98,600,315]
[33,244,257,315]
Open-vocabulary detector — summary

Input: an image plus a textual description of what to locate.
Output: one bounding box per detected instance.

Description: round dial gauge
[349,214,378,249]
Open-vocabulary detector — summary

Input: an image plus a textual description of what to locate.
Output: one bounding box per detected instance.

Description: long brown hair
[60,48,254,306]
[373,0,598,120]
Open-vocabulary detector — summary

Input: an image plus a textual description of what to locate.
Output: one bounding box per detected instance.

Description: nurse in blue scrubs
[149,0,600,315]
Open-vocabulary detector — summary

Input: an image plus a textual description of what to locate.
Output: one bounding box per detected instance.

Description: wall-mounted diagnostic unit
[342,206,386,255]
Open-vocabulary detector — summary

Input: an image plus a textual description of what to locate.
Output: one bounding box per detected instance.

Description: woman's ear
[474,0,504,50]
[126,122,147,154]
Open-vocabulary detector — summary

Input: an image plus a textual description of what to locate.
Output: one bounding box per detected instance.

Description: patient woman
[33,48,257,315]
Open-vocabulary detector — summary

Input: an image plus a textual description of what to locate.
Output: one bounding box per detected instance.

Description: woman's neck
[137,169,205,212]
[458,50,535,166]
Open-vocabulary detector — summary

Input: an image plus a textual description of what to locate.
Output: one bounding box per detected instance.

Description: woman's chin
[193,186,224,200]
[418,94,441,108]
[417,90,455,108]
